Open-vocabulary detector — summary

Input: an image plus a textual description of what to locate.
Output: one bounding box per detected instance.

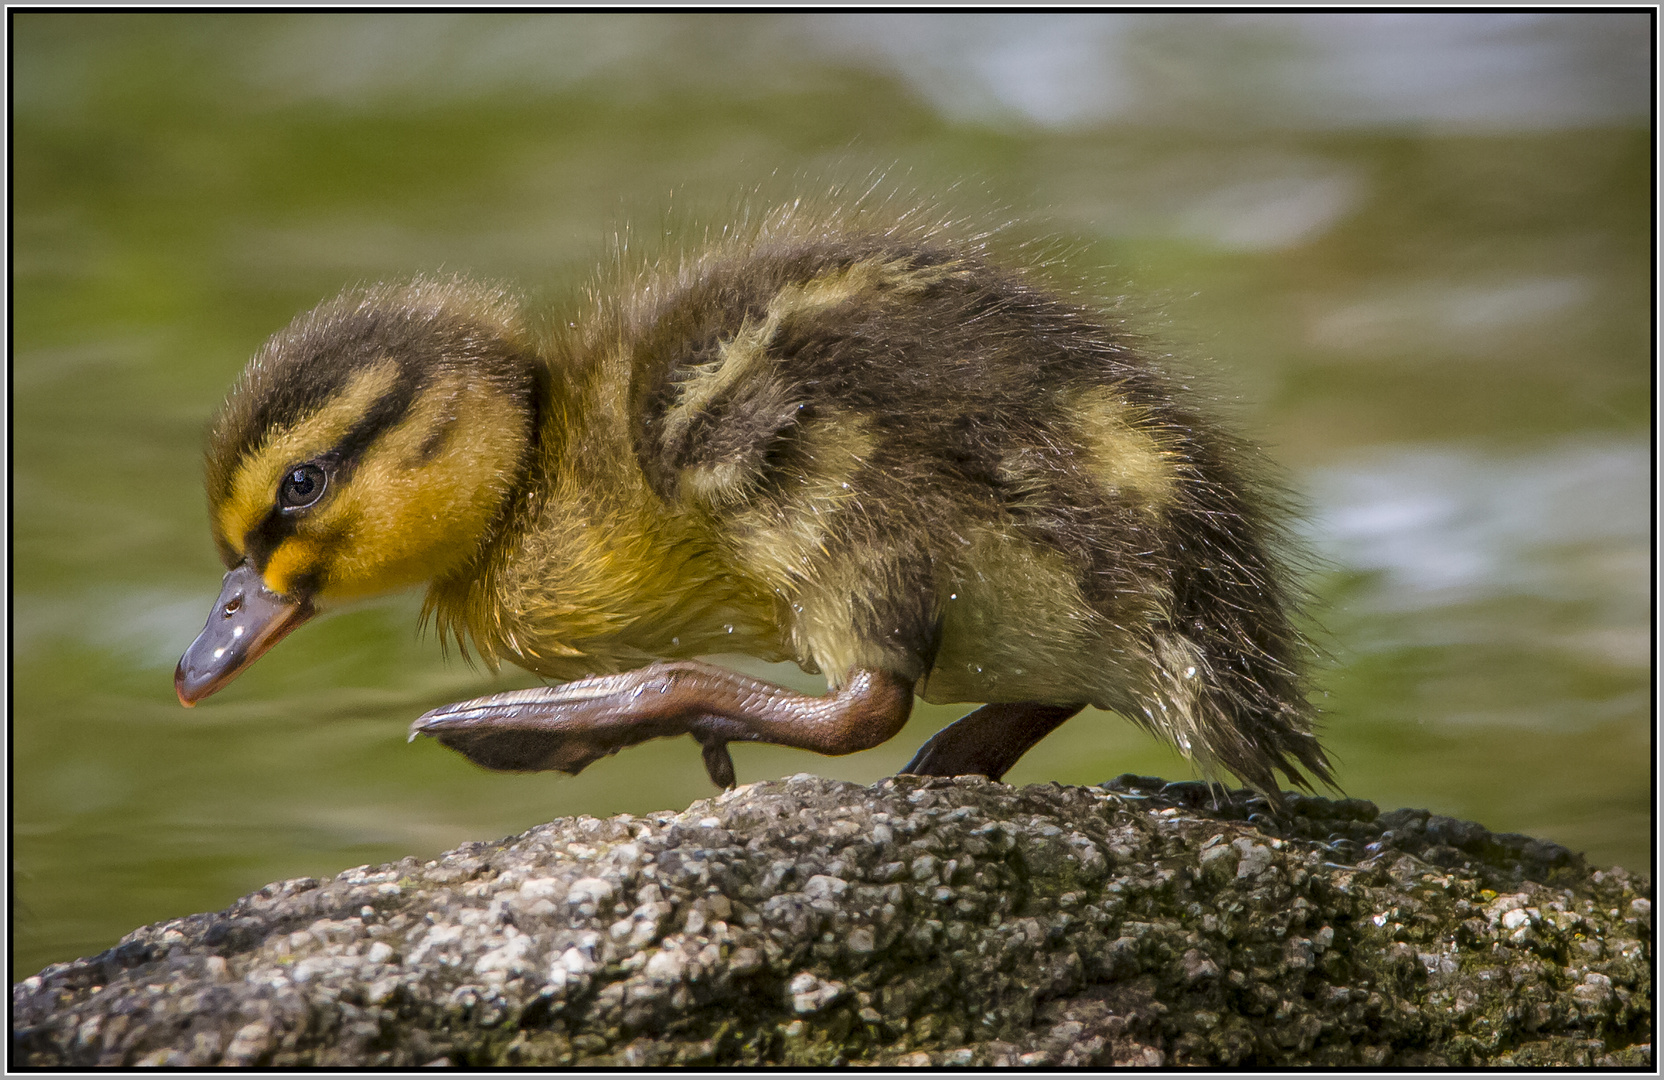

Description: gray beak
[175,563,316,706]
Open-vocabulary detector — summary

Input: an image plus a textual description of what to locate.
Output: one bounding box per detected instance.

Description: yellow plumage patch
[923,526,1128,706]
[261,537,326,597]
[310,373,530,601]
[474,471,784,679]
[1070,386,1180,515]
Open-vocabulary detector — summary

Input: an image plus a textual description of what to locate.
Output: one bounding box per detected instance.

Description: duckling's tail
[1138,630,1334,808]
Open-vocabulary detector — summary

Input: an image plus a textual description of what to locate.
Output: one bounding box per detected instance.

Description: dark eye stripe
[242,505,292,570]
[332,381,422,468]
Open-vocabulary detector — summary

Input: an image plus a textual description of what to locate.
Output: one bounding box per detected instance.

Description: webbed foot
[410,661,912,789]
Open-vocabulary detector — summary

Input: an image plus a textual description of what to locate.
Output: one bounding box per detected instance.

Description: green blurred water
[12,13,1652,981]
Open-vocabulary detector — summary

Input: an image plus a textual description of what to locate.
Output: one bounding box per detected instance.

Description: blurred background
[12,12,1652,980]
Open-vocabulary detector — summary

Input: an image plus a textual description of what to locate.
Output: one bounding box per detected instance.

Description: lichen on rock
[10,774,1653,1067]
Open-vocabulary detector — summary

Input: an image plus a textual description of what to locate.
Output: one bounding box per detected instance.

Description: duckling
[175,203,1333,798]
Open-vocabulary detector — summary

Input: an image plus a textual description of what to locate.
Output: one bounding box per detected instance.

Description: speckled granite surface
[11,774,1652,1067]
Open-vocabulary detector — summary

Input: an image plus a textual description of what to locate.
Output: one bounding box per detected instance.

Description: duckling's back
[587,217,1328,793]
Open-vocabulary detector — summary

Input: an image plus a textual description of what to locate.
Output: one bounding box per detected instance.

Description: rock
[10,774,1653,1067]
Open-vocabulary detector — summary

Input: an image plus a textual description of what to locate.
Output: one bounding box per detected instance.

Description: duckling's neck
[428,354,785,679]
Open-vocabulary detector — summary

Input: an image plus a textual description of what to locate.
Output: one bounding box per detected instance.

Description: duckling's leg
[900,702,1085,781]
[409,661,913,788]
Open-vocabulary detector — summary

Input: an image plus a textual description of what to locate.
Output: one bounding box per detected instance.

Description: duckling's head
[176,278,541,705]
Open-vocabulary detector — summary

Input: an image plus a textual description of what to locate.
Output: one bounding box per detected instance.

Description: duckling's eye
[278,464,327,510]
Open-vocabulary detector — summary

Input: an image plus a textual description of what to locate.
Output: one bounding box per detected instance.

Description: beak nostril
[223,596,242,616]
